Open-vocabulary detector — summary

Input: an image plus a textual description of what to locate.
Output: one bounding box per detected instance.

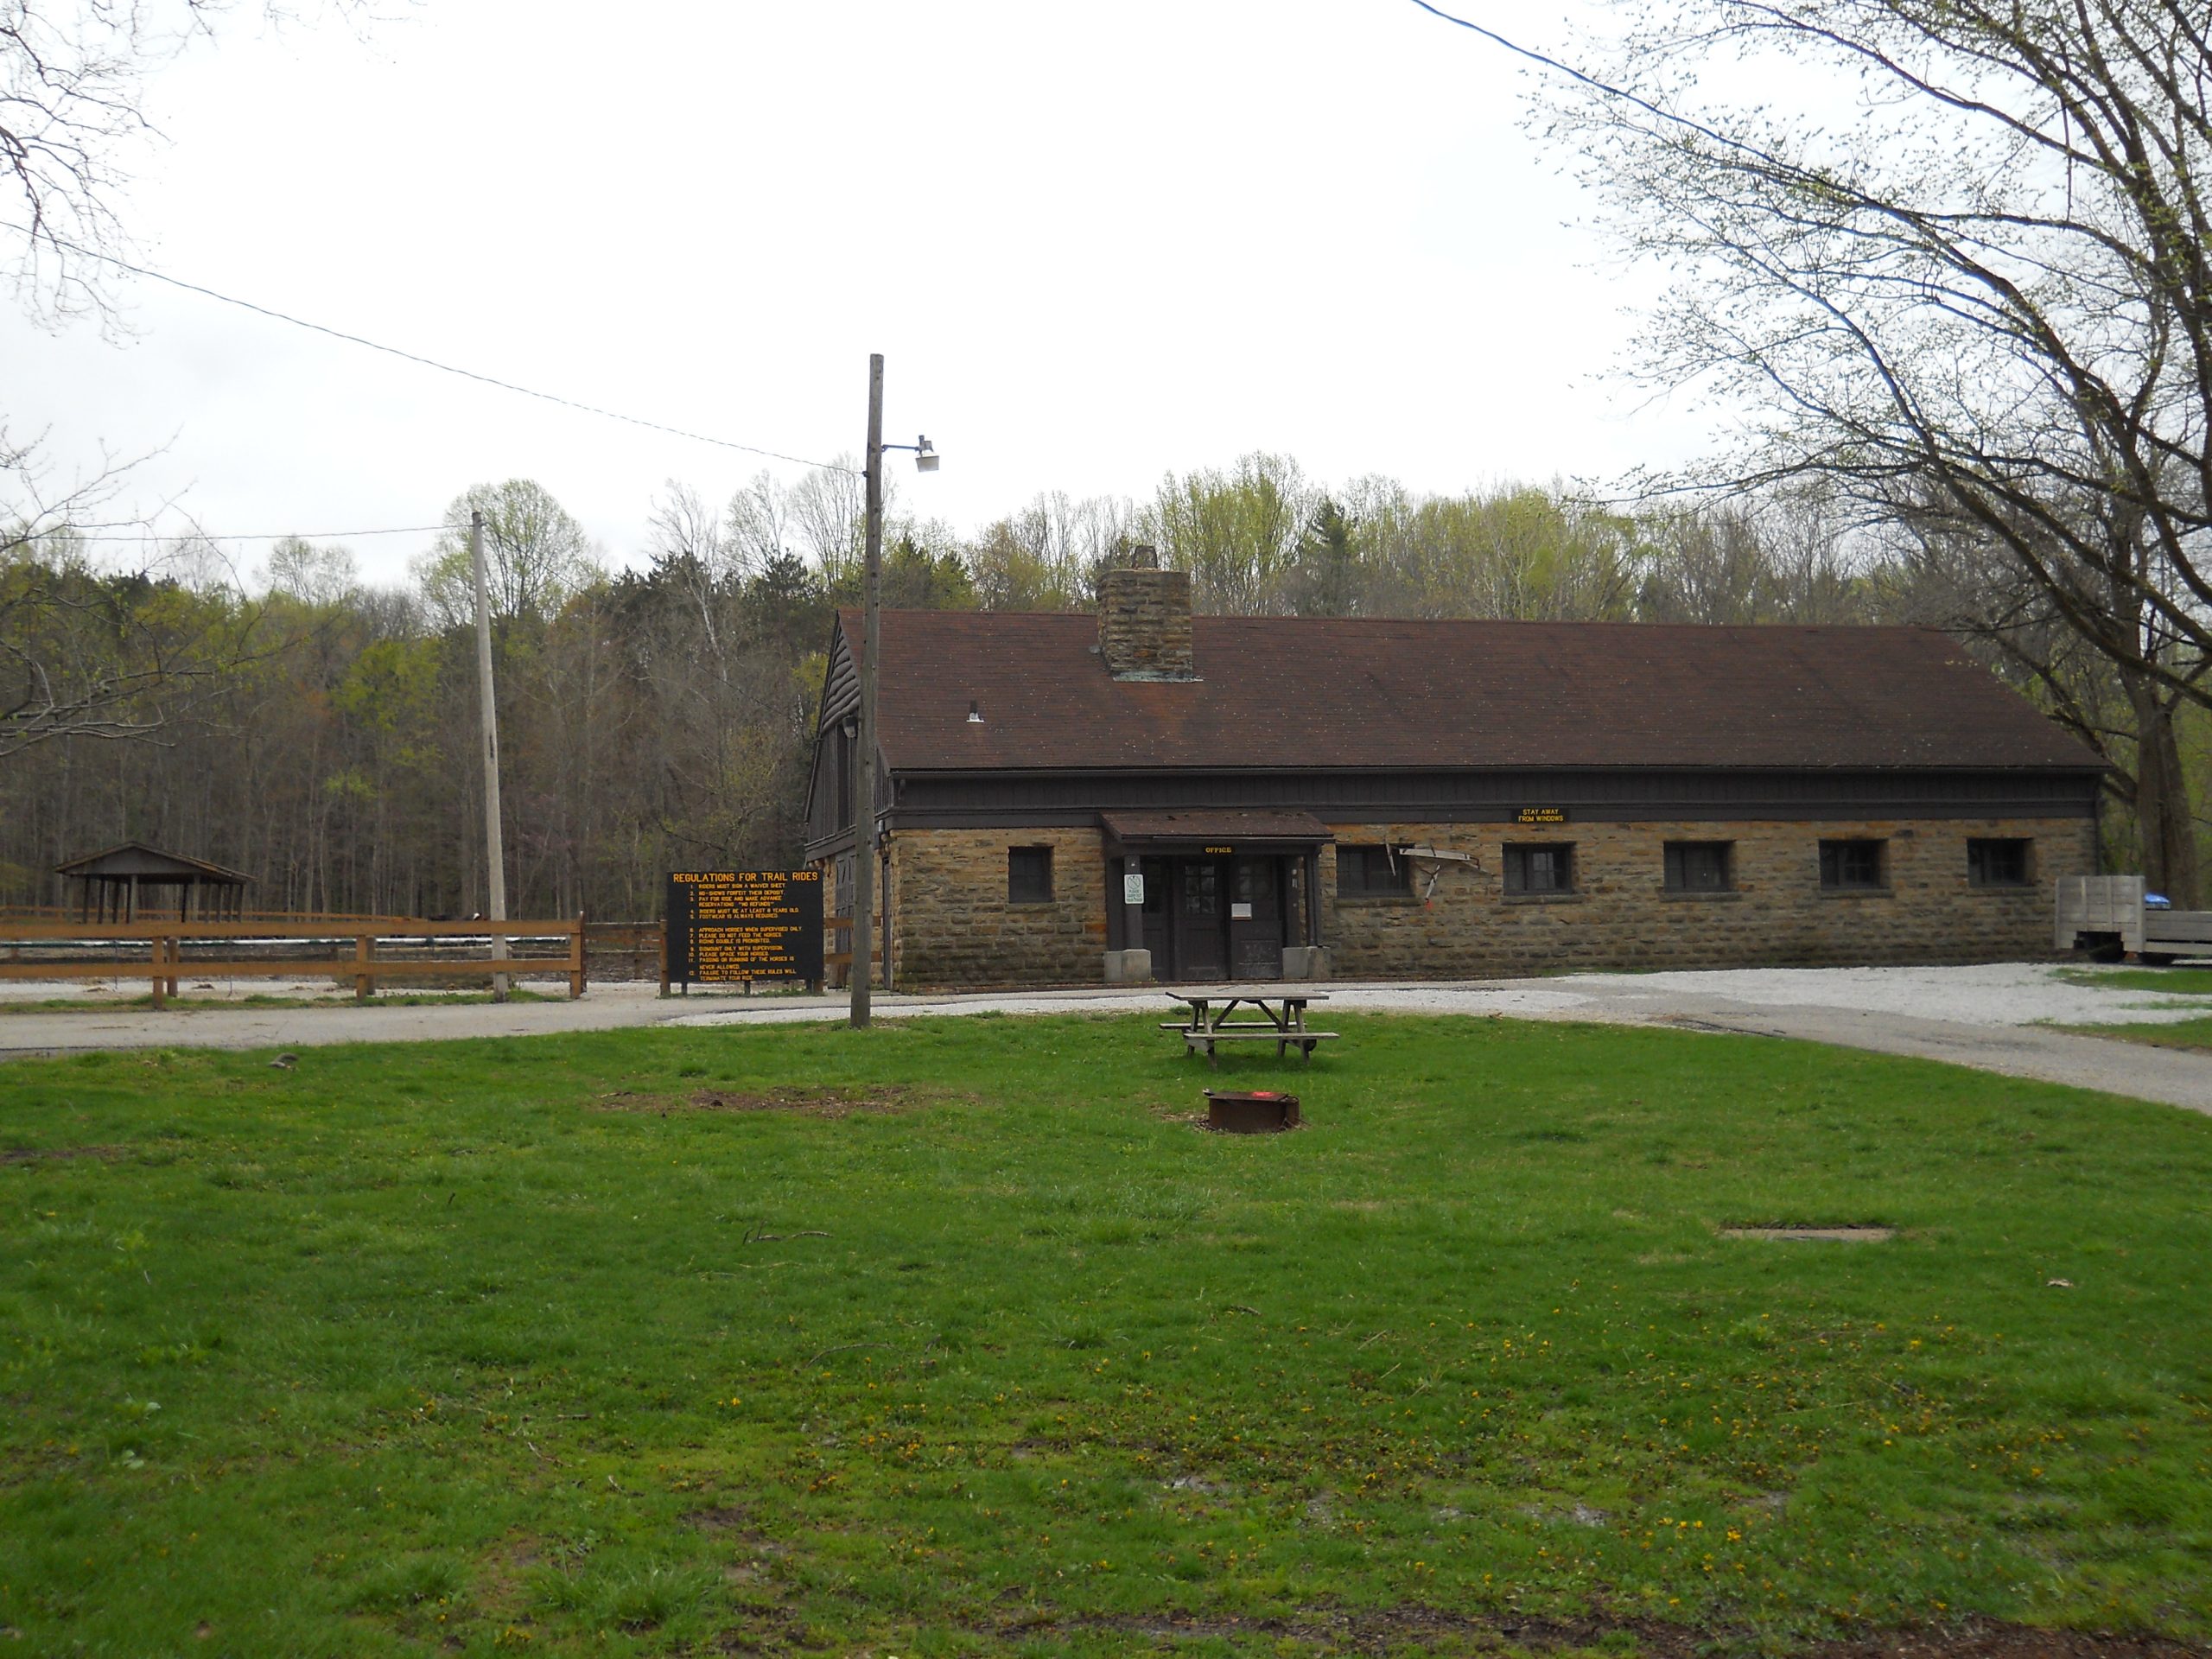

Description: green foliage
[1147,451,1314,613]
[0,1015,2207,1653]
[830,535,977,613]
[417,480,597,628]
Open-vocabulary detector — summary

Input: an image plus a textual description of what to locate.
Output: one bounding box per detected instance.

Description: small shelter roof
[1101,810,1334,848]
[54,842,251,885]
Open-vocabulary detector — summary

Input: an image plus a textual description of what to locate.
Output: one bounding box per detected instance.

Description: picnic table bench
[1164,988,1337,1067]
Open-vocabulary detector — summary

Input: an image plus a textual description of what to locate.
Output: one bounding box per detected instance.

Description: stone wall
[1322,816,2095,978]
[879,815,2093,987]
[889,828,1107,988]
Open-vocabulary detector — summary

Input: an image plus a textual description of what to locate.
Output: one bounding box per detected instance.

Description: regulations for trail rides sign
[666,870,823,985]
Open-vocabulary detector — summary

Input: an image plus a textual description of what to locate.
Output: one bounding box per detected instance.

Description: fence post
[166,931,180,1000]
[658,919,671,998]
[355,933,372,1001]
[571,912,587,1000]
[149,934,166,1009]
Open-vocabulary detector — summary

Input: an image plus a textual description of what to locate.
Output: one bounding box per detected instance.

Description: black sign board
[666,870,823,987]
[1516,806,1569,825]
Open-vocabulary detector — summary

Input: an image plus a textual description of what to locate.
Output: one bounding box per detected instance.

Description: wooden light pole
[847,358,941,1027]
[471,507,510,1002]
[849,354,885,1028]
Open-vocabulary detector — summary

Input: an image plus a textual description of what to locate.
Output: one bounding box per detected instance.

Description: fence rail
[0,907,427,926]
[0,916,588,1006]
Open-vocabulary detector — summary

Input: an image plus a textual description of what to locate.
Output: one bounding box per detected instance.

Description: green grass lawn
[3,1014,2209,1657]
[2057,967,2212,997]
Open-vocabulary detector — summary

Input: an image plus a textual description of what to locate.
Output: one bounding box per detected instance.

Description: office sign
[666,870,823,986]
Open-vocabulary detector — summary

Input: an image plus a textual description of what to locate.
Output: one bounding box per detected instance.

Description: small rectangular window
[1664,841,1732,893]
[1967,837,2031,888]
[1819,838,1885,891]
[1338,844,1411,896]
[1007,845,1053,904]
[1504,843,1574,894]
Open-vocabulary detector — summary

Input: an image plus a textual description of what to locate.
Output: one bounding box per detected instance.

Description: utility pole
[849,353,885,1028]
[471,508,510,1002]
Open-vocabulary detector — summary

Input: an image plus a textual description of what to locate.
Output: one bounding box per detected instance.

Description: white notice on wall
[1230,902,1254,919]
[1123,873,1145,905]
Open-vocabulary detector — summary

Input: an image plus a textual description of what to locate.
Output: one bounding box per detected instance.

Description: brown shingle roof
[54,841,251,882]
[843,611,2100,773]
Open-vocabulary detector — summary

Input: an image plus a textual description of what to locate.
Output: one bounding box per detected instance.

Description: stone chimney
[1096,546,1197,681]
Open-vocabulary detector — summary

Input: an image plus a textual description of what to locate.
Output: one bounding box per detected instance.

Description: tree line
[3,454,2187,919]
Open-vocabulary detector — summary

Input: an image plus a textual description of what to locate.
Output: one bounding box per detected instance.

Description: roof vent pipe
[967,700,983,723]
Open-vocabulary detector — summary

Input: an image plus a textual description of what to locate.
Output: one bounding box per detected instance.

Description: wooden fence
[0,916,587,1006]
[582,920,663,983]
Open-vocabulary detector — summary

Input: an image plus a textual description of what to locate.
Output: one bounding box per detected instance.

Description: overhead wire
[5,225,858,475]
[49,524,451,544]
[1403,0,1823,171]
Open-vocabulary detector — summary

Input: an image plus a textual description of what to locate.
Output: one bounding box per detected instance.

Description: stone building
[804,561,2102,989]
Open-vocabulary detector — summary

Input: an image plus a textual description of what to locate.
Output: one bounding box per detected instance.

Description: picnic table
[1163,987,1337,1067]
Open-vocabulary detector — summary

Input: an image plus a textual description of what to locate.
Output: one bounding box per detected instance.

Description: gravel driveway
[2,962,2206,1114]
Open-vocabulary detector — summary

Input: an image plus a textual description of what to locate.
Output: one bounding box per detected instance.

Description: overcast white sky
[5,0,1714,588]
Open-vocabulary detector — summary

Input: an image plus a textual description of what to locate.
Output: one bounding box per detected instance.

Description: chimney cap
[1127,543,1159,569]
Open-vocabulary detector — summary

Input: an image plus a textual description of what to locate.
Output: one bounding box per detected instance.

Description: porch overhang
[1098,810,1334,857]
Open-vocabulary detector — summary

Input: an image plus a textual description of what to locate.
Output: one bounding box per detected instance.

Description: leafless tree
[786,460,874,592]
[3,0,370,327]
[1533,0,2212,893]
[722,470,796,579]
[4,0,377,760]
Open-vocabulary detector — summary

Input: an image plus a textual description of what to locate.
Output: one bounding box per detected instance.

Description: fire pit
[1205,1090,1300,1134]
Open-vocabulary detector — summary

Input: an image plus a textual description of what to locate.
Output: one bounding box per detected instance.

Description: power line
[1404,0,1798,171]
[7,226,858,475]
[41,524,450,544]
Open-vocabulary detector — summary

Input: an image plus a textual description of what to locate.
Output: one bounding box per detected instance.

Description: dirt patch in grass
[1721,1224,1896,1243]
[593,1084,932,1118]
[681,1505,781,1547]
[995,1609,2211,1657]
[0,1144,128,1166]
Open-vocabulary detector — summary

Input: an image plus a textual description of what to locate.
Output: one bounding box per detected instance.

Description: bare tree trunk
[2124,674,2201,907]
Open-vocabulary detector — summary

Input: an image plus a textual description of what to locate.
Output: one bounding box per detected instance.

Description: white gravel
[6,962,2209,1115]
[659,960,2212,1032]
[3,960,2199,1030]
[1315,962,2212,1028]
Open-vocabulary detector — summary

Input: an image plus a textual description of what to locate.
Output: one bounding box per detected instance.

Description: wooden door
[1173,860,1227,981]
[1228,856,1285,980]
[1138,857,1173,973]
